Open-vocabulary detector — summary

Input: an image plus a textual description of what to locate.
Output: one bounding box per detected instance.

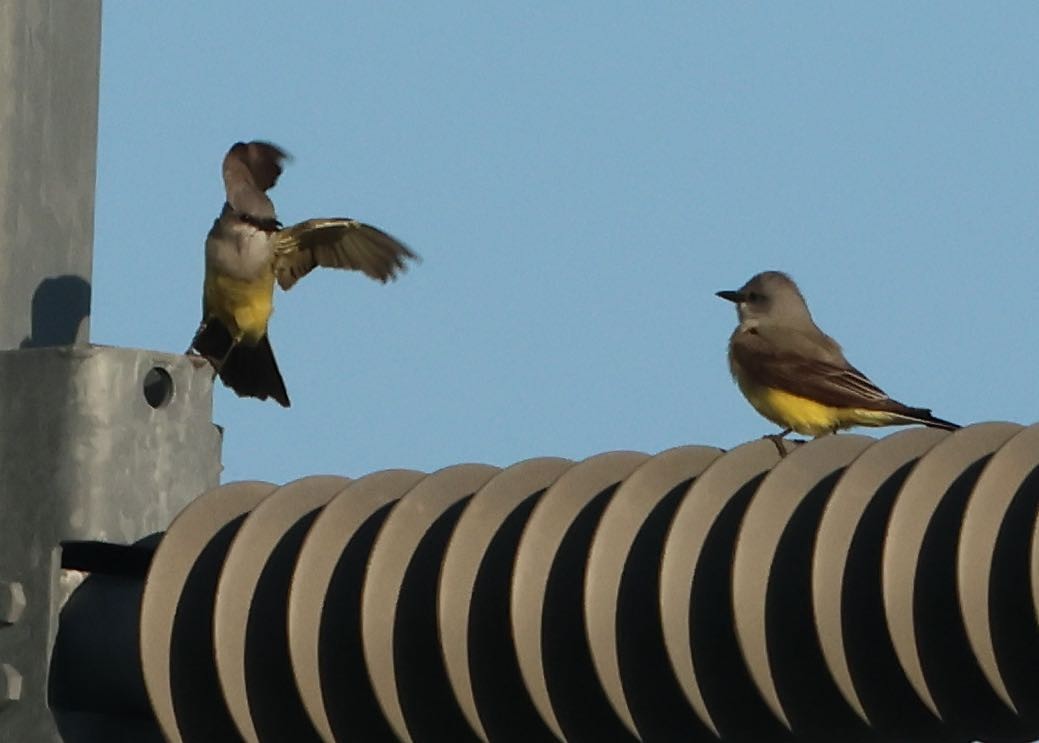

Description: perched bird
[189,141,417,406]
[716,271,958,440]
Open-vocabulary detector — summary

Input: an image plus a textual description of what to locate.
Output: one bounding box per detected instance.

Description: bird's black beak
[716,290,745,303]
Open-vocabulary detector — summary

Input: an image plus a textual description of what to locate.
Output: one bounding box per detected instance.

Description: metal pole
[0,3,223,739]
[0,0,100,350]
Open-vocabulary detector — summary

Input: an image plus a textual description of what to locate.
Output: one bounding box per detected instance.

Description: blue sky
[93,4,1039,484]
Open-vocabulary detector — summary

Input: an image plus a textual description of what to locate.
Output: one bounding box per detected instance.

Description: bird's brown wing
[731,329,894,409]
[222,141,289,220]
[271,218,418,290]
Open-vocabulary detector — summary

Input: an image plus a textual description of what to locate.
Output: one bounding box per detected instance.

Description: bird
[716,271,959,442]
[188,141,417,407]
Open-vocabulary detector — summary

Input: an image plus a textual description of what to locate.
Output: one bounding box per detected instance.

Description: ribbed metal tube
[138,422,1039,742]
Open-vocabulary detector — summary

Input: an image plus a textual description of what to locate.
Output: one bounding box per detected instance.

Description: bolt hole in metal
[143,367,173,409]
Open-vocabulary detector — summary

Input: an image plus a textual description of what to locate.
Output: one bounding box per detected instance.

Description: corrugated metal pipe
[60,422,1039,742]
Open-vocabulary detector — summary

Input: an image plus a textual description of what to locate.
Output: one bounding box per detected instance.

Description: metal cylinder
[136,423,1039,742]
[49,571,162,742]
[0,0,100,350]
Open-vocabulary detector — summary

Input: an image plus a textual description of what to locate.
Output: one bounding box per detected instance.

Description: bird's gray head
[716,271,814,327]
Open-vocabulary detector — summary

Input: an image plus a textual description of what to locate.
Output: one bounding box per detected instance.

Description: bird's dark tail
[191,320,290,407]
[893,405,959,431]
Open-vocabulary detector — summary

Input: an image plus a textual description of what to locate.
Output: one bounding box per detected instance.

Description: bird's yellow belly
[736,378,900,436]
[738,381,841,436]
[203,271,275,346]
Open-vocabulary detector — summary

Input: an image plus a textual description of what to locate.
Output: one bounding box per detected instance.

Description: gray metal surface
[658,437,790,740]
[0,346,221,742]
[213,475,349,742]
[140,481,276,743]
[437,457,573,742]
[957,423,1039,718]
[0,0,99,350]
[511,450,649,742]
[732,434,873,737]
[882,422,1026,740]
[362,463,499,743]
[0,6,226,739]
[584,444,722,740]
[288,469,424,742]
[105,422,1039,741]
[811,427,949,736]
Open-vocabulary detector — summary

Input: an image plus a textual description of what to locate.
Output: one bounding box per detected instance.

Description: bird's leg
[763,428,792,457]
[186,319,207,355]
[212,335,241,374]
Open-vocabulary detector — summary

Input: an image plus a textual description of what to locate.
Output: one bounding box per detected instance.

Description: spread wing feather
[271,218,417,290]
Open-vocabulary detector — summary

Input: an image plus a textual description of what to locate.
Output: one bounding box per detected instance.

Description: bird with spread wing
[188,141,417,406]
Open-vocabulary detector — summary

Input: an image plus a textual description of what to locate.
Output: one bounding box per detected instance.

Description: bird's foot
[185,353,221,380]
[186,354,210,370]
[762,429,793,457]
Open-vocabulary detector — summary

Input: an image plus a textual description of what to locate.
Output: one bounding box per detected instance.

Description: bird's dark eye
[747,291,761,302]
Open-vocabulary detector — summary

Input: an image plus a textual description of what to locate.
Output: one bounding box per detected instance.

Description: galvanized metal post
[0,2,223,740]
[0,1,99,350]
